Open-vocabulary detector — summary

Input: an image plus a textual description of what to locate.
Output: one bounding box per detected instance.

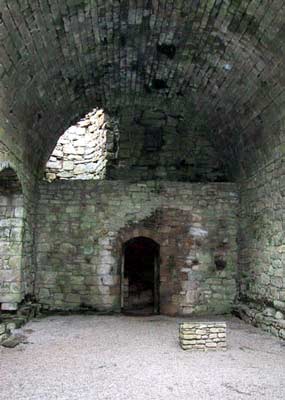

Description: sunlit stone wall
[45,109,119,181]
[35,180,238,315]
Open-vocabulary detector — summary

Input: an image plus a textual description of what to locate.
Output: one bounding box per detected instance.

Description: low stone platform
[0,303,39,346]
[179,321,227,351]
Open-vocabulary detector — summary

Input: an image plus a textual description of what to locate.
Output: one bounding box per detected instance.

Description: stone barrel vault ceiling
[0,0,284,177]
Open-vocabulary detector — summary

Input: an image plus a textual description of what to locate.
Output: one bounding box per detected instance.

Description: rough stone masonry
[45,109,119,181]
[0,1,284,342]
[179,322,227,351]
[35,180,238,316]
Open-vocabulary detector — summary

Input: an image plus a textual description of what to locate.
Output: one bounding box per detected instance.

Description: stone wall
[0,192,24,310]
[237,148,285,340]
[109,109,229,182]
[1,1,283,182]
[35,180,238,315]
[45,107,229,184]
[45,109,119,181]
[21,185,37,305]
[0,302,39,346]
[0,168,24,311]
[0,320,10,344]
[0,142,39,310]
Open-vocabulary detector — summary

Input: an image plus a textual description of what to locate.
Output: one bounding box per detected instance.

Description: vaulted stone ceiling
[0,0,284,177]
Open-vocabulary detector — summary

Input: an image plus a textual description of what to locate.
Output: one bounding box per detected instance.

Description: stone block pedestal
[179,322,227,351]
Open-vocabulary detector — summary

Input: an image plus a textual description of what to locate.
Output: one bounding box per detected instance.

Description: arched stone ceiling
[0,0,284,176]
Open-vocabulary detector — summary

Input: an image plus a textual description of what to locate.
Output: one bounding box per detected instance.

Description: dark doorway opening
[121,237,160,315]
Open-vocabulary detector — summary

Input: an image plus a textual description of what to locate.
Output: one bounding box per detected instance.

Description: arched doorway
[121,237,160,315]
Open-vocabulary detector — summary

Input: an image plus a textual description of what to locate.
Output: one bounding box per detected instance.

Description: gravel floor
[0,315,285,400]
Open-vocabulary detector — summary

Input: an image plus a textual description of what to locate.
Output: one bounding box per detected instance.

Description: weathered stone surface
[1,0,283,183]
[274,301,285,312]
[0,168,24,310]
[35,181,238,314]
[275,311,284,320]
[1,336,21,348]
[179,322,227,351]
[235,303,285,341]
[238,141,285,340]
[0,1,284,341]
[45,109,119,182]
[0,324,6,335]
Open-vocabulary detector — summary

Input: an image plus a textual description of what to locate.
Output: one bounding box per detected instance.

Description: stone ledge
[0,303,39,346]
[234,303,285,340]
[179,322,227,351]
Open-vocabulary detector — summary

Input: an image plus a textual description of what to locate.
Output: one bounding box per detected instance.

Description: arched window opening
[122,237,160,315]
[45,108,119,181]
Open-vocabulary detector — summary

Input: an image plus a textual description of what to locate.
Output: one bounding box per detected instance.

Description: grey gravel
[0,315,285,400]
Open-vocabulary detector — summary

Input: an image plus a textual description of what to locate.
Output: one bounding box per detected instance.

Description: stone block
[65,294,81,303]
[274,301,285,312]
[39,288,50,299]
[0,333,9,344]
[275,311,284,320]
[1,302,18,311]
[279,330,285,339]
[205,342,217,348]
[63,161,74,171]
[1,336,21,348]
[6,322,16,331]
[277,320,285,329]
[0,323,6,335]
[179,322,227,351]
